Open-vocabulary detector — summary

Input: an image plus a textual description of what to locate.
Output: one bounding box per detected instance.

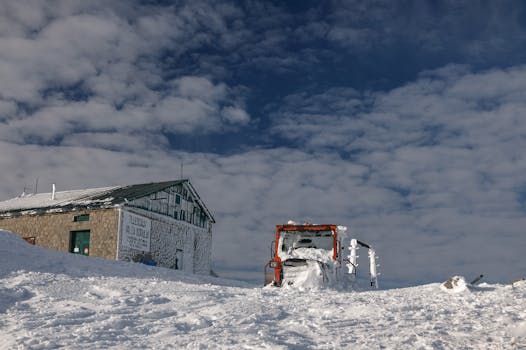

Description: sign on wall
[121,211,151,251]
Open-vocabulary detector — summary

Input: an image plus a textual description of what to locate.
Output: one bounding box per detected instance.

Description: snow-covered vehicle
[264,223,379,288]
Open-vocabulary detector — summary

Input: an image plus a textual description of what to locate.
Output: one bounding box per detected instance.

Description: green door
[70,230,90,256]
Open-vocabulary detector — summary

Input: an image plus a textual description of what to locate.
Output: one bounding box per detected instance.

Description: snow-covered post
[347,239,358,275]
[368,248,379,289]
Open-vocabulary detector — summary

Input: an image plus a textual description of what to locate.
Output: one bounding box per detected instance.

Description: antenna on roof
[180,161,184,180]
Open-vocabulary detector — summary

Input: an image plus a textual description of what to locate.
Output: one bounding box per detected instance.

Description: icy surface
[1,230,525,349]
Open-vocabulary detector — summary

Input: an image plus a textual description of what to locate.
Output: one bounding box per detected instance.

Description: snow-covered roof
[0,180,214,222]
[0,186,118,215]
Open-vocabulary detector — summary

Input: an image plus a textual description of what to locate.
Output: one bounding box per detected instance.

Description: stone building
[0,180,215,275]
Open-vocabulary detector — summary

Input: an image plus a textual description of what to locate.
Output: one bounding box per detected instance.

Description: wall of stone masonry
[0,209,120,259]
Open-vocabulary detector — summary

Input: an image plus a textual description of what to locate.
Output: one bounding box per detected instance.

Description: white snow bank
[0,230,243,287]
[1,230,525,349]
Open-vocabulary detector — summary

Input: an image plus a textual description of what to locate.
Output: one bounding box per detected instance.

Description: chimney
[51,184,56,200]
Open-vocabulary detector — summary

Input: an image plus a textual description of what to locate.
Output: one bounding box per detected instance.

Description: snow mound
[0,230,244,287]
[440,275,469,293]
[279,260,354,291]
[281,260,326,290]
[512,278,526,289]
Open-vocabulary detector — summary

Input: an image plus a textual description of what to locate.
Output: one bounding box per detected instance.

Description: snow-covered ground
[1,230,525,349]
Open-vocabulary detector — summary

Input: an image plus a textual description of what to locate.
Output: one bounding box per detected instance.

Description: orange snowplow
[264,223,379,288]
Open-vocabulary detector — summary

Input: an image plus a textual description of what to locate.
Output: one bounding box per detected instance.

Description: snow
[1,230,525,349]
[280,246,334,263]
[0,187,118,214]
[279,259,328,290]
[440,275,469,294]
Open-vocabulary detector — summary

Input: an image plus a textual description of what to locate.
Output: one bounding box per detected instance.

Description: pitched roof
[0,180,214,222]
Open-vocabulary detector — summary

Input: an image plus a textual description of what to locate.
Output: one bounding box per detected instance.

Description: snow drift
[1,230,525,349]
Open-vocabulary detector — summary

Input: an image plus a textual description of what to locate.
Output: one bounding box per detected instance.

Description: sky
[0,0,525,288]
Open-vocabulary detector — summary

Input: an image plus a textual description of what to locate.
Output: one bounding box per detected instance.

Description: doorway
[174,249,183,270]
[70,230,90,256]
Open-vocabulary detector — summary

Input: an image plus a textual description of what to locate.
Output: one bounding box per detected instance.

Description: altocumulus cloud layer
[1,0,525,287]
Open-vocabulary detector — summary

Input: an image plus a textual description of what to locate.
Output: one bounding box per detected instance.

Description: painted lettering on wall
[121,211,151,251]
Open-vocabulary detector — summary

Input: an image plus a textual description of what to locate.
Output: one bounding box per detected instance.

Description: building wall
[127,182,212,229]
[117,207,212,275]
[193,225,212,275]
[0,209,120,259]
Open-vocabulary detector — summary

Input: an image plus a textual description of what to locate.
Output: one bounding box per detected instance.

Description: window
[175,194,181,204]
[280,230,334,253]
[73,214,90,222]
[180,210,185,221]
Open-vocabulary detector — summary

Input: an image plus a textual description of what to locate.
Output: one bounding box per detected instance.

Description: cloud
[320,0,526,63]
[0,1,252,151]
[60,132,169,153]
[326,26,378,50]
[1,1,525,288]
[273,65,526,151]
[267,64,526,286]
[2,119,525,288]
[221,106,250,124]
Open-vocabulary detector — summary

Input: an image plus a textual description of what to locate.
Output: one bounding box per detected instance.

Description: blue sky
[1,0,525,288]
